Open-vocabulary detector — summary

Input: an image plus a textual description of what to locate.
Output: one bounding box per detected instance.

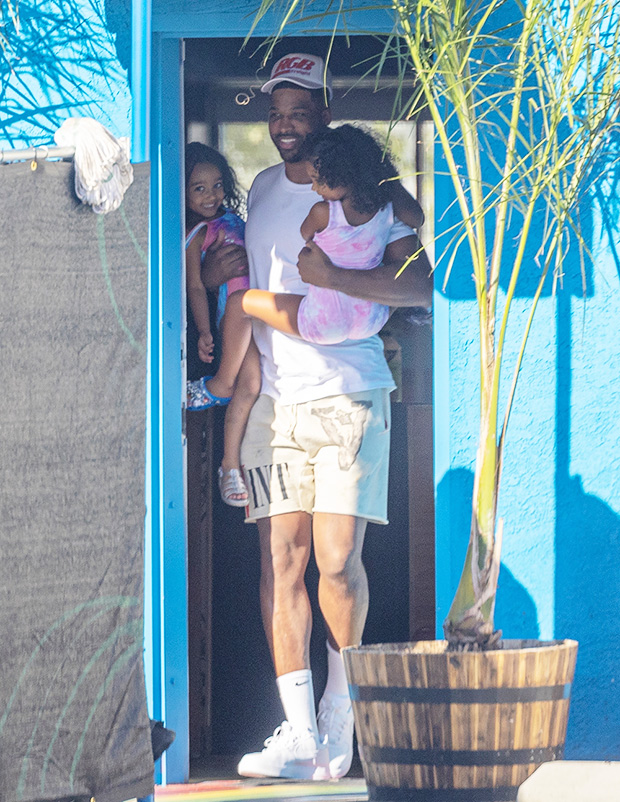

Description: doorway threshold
[155,776,367,802]
[153,756,367,802]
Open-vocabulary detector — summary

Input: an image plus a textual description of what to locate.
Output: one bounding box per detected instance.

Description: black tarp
[0,160,154,802]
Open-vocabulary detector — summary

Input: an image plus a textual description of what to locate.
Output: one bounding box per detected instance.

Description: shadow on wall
[553,137,620,755]
[555,475,620,759]
[438,97,620,301]
[105,0,132,76]
[0,0,128,146]
[554,176,620,757]
[436,128,596,302]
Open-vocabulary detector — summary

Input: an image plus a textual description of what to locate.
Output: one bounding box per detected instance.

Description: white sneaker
[237,721,330,780]
[317,694,355,779]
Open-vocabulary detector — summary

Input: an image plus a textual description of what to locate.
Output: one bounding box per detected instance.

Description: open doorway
[182,35,435,772]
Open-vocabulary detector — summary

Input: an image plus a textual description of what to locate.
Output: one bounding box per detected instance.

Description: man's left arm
[297,234,433,309]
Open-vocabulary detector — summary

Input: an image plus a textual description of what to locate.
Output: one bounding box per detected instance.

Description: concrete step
[517,761,620,802]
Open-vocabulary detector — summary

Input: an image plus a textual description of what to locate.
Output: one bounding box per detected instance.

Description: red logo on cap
[273,57,316,77]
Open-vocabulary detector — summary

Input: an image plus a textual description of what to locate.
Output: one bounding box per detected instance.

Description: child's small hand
[198,332,215,363]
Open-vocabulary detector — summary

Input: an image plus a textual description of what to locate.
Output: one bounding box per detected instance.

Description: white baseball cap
[261,53,333,101]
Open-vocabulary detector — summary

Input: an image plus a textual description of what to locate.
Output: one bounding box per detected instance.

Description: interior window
[218,120,418,197]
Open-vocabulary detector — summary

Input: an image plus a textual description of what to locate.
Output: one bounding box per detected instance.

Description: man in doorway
[206,53,433,781]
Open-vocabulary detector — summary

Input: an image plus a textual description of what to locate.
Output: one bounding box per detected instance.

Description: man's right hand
[201,228,249,290]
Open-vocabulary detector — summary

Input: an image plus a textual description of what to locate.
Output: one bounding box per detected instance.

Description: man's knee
[271,539,311,581]
[313,514,367,583]
[319,549,365,587]
[315,531,366,586]
[259,514,312,582]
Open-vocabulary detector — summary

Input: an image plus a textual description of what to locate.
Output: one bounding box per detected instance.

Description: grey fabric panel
[0,161,154,802]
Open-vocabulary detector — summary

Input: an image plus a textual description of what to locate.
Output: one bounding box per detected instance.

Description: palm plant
[250,0,620,649]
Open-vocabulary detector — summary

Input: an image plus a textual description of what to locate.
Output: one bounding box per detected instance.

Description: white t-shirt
[245,162,412,404]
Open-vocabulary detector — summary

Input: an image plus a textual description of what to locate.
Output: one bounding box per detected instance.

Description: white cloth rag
[54,117,133,214]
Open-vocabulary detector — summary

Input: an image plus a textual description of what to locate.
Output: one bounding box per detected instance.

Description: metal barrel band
[369,786,520,801]
[349,682,572,704]
[361,745,564,766]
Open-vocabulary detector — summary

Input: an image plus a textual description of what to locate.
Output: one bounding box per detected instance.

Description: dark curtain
[0,160,154,802]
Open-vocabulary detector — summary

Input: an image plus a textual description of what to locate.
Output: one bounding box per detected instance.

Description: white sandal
[218,466,249,508]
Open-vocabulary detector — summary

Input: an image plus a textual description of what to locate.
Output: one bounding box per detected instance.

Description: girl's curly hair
[304,124,399,214]
[185,142,245,226]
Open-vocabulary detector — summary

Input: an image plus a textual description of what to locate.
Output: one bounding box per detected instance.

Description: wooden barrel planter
[342,639,578,802]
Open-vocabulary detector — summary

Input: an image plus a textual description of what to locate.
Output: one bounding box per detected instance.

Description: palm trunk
[443,349,503,650]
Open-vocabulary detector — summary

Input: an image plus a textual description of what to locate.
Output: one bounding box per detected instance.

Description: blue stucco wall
[0,0,132,148]
[434,128,620,758]
[554,207,620,757]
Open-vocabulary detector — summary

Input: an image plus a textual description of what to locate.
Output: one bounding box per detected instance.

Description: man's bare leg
[312,513,369,649]
[313,512,368,779]
[258,512,313,673]
[237,511,328,780]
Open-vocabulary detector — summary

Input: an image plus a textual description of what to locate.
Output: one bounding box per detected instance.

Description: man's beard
[272,135,307,163]
[279,149,306,163]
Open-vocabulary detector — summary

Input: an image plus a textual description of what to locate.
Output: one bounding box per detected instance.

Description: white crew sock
[323,640,350,700]
[276,669,320,741]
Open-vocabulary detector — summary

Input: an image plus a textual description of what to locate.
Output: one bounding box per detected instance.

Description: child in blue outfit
[184,143,260,507]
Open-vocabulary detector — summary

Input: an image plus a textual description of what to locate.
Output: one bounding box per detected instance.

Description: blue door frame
[133,0,190,782]
[134,0,445,784]
[146,34,188,785]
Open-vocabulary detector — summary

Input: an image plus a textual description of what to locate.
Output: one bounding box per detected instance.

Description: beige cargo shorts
[240,388,392,524]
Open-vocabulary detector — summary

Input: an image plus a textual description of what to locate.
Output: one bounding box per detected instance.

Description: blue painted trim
[148,33,189,784]
[133,0,155,790]
[433,293,451,637]
[131,0,151,161]
[151,1,408,37]
[433,165,452,639]
[143,244,157,727]
[145,30,164,786]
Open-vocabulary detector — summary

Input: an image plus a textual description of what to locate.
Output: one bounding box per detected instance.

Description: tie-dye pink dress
[297,200,393,344]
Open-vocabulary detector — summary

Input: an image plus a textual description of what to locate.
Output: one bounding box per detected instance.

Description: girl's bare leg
[221,338,261,473]
[241,289,303,337]
[206,290,254,399]
[207,289,303,400]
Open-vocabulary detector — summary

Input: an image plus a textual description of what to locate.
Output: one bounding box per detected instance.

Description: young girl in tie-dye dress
[184,143,260,509]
